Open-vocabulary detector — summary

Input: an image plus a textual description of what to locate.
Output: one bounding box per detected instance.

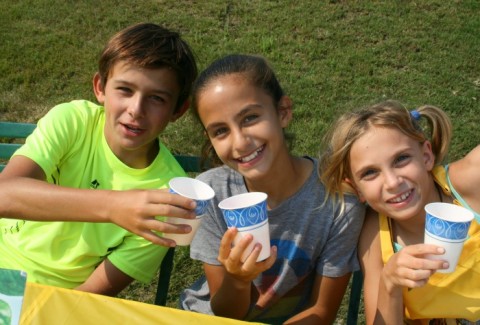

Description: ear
[344,177,366,203]
[170,100,190,122]
[92,73,105,104]
[422,140,435,171]
[277,96,293,128]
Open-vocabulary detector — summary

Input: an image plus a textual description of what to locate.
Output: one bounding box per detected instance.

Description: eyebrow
[112,79,174,98]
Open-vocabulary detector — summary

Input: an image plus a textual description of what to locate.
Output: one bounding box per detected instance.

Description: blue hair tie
[410,110,421,121]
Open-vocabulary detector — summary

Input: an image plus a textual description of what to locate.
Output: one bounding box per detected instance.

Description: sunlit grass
[1,1,479,323]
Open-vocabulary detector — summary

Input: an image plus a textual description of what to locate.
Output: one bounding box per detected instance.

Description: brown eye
[243,114,258,124]
[394,155,411,166]
[361,169,378,180]
[212,127,228,137]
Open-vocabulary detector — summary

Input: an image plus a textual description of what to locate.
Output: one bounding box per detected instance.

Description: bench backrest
[0,121,201,173]
[0,122,37,170]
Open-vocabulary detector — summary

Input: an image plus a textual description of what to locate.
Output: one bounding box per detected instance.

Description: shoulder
[47,100,102,117]
[197,165,241,188]
[40,100,103,128]
[358,208,380,254]
[155,144,187,176]
[450,145,480,174]
[448,145,480,209]
[308,156,364,213]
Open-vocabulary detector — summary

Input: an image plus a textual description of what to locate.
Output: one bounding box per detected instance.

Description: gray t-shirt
[181,157,365,324]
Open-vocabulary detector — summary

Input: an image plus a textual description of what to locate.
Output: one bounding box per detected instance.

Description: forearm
[0,177,112,222]
[374,274,404,325]
[284,306,334,325]
[211,273,253,319]
[75,259,133,296]
[284,273,349,325]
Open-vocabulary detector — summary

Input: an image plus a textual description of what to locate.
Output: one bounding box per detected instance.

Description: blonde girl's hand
[107,188,197,246]
[382,244,448,292]
[217,227,277,284]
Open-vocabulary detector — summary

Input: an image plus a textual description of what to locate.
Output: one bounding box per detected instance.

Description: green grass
[1,1,479,324]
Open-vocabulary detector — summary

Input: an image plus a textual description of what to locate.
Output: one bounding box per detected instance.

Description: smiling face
[94,61,186,167]
[349,126,437,221]
[197,74,292,181]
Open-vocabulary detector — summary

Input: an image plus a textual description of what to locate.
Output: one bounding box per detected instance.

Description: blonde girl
[319,100,480,324]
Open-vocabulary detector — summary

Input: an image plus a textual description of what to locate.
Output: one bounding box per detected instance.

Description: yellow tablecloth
[20,283,261,324]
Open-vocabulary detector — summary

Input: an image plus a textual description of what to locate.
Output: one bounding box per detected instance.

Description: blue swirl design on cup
[170,188,209,215]
[223,201,267,228]
[195,199,209,215]
[425,213,471,240]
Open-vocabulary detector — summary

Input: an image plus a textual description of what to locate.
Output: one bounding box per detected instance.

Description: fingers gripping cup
[168,177,215,215]
[164,177,215,246]
[424,202,474,273]
[218,192,270,262]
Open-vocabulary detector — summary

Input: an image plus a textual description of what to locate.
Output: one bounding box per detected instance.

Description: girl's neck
[245,155,313,210]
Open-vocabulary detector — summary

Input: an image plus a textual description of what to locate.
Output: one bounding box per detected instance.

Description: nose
[231,127,252,152]
[127,96,145,119]
[384,169,402,190]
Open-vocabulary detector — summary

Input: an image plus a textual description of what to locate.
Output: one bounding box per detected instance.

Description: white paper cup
[424,202,474,273]
[218,192,270,262]
[163,216,203,246]
[169,177,215,215]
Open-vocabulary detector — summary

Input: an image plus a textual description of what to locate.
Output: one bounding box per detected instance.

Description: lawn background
[1,1,479,324]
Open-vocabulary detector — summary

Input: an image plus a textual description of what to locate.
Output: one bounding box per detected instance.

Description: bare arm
[0,156,196,246]
[448,145,480,212]
[205,228,277,319]
[358,209,388,325]
[75,259,133,296]
[284,273,351,324]
[204,264,252,319]
[359,209,448,325]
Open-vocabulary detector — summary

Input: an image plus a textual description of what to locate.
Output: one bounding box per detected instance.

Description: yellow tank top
[379,166,480,324]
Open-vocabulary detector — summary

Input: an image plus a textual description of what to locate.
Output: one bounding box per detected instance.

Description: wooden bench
[0,121,363,323]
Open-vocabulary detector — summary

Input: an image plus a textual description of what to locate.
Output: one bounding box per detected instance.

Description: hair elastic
[410,110,421,121]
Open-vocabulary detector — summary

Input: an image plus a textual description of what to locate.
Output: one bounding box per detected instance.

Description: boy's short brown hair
[98,22,197,111]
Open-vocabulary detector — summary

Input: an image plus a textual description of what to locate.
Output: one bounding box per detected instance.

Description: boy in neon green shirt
[0,23,198,296]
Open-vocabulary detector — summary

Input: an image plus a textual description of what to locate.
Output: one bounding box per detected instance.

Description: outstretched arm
[204,228,277,319]
[358,209,390,325]
[284,273,351,324]
[448,145,480,213]
[0,155,196,246]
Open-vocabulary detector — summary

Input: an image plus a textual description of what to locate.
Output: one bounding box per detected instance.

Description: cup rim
[218,192,268,210]
[424,202,474,223]
[169,177,215,200]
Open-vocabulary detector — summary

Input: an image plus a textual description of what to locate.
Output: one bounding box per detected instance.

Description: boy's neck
[118,139,160,169]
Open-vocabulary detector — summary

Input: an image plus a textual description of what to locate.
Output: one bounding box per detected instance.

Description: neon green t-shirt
[0,100,186,288]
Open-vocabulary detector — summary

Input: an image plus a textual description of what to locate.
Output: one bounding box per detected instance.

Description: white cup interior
[169,177,215,201]
[218,192,268,210]
[425,202,474,222]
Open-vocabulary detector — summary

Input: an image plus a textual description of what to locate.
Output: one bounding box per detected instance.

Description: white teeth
[239,147,262,163]
[126,125,142,133]
[389,190,411,203]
